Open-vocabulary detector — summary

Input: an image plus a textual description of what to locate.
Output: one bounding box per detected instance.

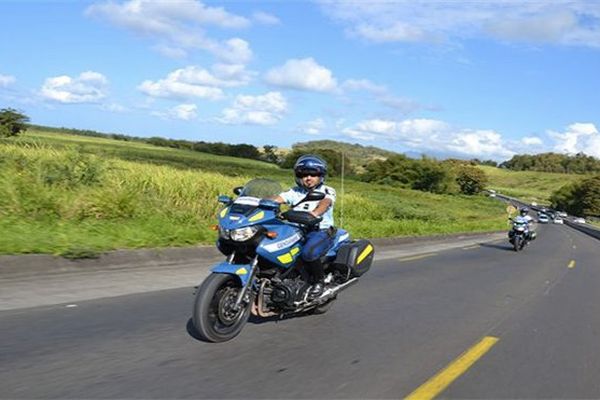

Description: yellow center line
[404,336,499,400]
[568,260,576,269]
[398,253,437,262]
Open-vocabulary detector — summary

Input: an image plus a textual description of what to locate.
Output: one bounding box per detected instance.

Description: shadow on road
[479,242,515,252]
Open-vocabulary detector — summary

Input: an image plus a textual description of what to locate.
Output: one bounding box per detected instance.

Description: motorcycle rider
[517,207,534,241]
[275,155,336,297]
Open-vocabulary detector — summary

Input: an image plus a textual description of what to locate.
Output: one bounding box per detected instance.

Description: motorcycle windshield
[229,179,283,216]
[239,178,282,200]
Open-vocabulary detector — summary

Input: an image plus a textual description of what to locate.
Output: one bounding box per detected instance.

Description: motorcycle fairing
[257,223,303,268]
[211,261,253,286]
[218,200,277,230]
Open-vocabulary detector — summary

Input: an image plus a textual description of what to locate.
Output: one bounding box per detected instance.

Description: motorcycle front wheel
[192,273,251,343]
[513,236,521,252]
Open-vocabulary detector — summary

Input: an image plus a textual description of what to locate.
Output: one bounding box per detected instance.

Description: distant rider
[275,155,336,297]
[517,207,534,241]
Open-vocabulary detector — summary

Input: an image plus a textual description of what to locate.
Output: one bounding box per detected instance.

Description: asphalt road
[1,223,599,399]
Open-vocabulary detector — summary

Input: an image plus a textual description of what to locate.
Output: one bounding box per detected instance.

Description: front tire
[192,273,251,343]
[513,236,521,252]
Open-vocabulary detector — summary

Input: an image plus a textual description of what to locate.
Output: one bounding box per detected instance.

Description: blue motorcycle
[192,178,375,342]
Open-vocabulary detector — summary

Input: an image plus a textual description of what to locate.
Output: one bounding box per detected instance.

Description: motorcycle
[508,217,535,251]
[192,178,375,342]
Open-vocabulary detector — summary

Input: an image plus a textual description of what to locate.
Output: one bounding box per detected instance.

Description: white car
[553,217,564,224]
[573,217,586,223]
[538,214,549,223]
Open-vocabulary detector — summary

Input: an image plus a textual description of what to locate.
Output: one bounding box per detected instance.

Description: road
[1,223,599,399]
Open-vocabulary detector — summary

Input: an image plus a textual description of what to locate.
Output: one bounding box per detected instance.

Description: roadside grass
[480,165,585,204]
[0,130,508,256]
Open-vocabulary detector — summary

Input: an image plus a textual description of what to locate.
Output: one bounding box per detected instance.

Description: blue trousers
[301,229,333,262]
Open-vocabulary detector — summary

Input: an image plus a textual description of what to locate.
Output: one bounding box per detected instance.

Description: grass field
[480,165,585,205]
[1,130,510,256]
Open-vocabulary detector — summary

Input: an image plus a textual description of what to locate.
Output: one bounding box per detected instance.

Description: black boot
[305,260,325,297]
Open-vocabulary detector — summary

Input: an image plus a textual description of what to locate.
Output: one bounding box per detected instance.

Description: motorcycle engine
[270,278,306,308]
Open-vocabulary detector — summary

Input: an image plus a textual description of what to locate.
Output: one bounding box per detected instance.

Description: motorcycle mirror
[303,191,325,202]
[292,191,325,208]
[233,186,243,195]
[218,195,232,204]
[259,199,280,210]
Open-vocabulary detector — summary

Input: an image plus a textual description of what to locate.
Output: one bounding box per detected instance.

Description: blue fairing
[211,261,253,286]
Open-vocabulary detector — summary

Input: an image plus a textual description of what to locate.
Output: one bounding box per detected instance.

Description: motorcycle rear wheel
[192,273,251,343]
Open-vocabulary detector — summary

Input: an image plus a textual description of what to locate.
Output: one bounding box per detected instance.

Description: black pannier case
[334,239,374,277]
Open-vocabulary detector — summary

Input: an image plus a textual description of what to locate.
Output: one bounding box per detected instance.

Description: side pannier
[334,239,374,277]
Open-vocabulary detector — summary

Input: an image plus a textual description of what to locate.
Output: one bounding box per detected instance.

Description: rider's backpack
[334,239,375,277]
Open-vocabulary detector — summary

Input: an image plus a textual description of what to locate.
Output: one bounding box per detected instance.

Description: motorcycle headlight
[218,226,230,239]
[230,226,259,242]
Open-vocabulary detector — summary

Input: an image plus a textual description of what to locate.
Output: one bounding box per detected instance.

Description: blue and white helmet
[294,154,327,187]
[520,207,529,216]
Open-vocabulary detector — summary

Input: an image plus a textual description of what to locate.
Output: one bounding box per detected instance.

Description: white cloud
[341,78,424,114]
[40,71,108,103]
[138,64,254,100]
[253,11,280,25]
[0,74,16,87]
[341,117,514,159]
[301,118,326,135]
[101,103,128,113]
[549,122,600,157]
[86,0,254,62]
[153,103,198,120]
[447,130,511,157]
[522,136,543,145]
[319,1,600,48]
[218,91,287,125]
[265,58,337,92]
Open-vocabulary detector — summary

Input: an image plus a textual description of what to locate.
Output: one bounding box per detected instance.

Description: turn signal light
[266,231,278,239]
[210,224,219,231]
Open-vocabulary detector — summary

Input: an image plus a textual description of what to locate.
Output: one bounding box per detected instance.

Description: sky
[1,0,600,162]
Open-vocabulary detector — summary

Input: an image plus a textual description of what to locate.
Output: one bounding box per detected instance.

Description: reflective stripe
[248,211,264,222]
[357,244,373,264]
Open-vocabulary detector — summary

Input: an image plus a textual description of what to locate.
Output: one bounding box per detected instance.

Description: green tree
[550,175,600,217]
[577,175,600,217]
[0,108,29,137]
[455,165,488,195]
[261,145,280,164]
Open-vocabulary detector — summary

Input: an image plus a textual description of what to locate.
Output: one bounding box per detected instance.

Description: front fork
[233,255,258,311]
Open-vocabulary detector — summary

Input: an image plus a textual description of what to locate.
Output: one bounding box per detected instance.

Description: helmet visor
[295,169,322,178]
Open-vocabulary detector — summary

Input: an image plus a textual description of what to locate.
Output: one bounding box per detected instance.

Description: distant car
[538,214,549,223]
[573,217,586,223]
[553,217,564,224]
[558,211,568,218]
[531,202,538,207]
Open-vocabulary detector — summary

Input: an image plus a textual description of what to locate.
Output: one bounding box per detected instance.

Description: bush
[0,108,29,137]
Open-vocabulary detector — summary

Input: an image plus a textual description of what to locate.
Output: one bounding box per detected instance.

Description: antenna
[340,151,345,228]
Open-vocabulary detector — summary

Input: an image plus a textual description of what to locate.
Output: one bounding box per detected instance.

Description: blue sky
[2,0,600,161]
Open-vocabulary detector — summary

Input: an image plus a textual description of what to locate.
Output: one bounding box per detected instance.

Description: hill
[479,165,586,204]
[292,140,399,168]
